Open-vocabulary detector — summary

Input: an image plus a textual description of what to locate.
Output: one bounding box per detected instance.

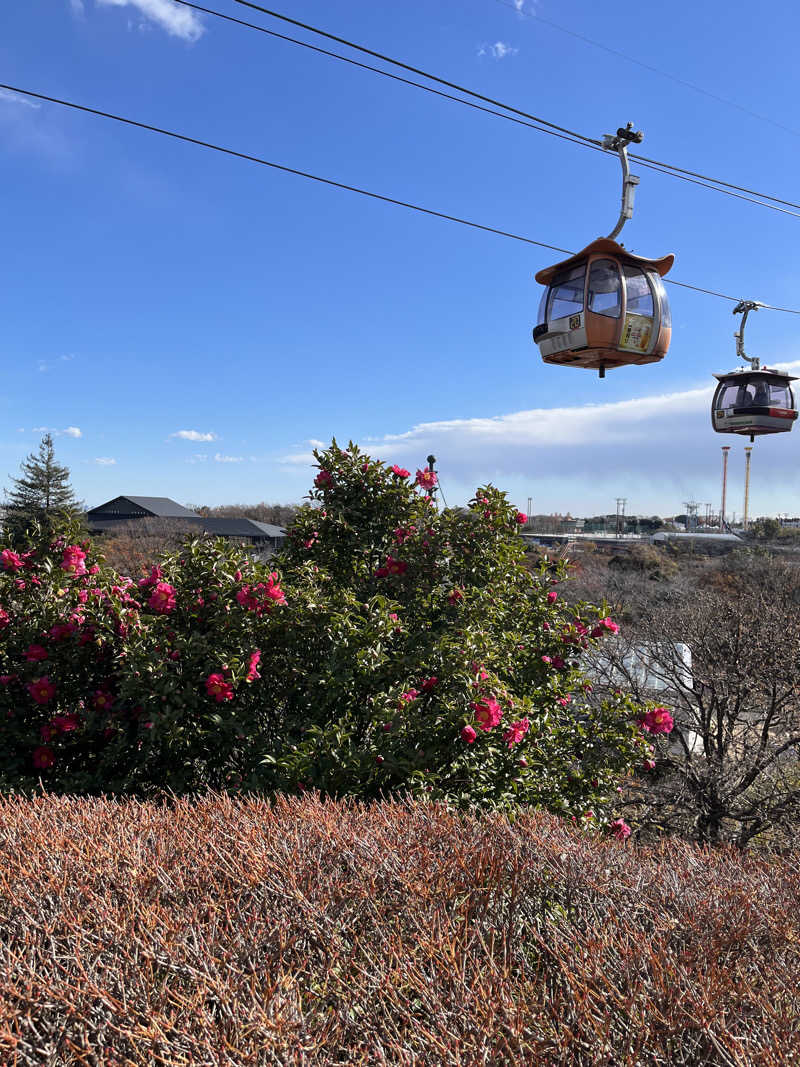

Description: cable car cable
[494,0,800,142]
[4,80,800,315]
[216,0,800,214]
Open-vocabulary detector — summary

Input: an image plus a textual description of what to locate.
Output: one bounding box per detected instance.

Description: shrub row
[0,793,797,1065]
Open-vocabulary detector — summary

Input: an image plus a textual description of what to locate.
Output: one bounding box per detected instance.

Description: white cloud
[170,429,218,442]
[0,89,41,110]
[94,456,116,465]
[96,0,205,41]
[513,0,524,11]
[478,41,519,59]
[214,453,244,463]
[339,361,800,515]
[186,453,208,464]
[32,425,82,438]
[69,0,86,15]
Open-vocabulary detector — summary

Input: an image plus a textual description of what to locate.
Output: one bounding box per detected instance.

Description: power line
[3,80,800,315]
[494,0,800,142]
[216,0,800,216]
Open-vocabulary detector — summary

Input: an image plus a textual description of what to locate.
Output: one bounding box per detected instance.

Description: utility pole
[720,446,730,530]
[527,496,532,525]
[683,500,699,531]
[743,446,753,531]
[615,497,627,539]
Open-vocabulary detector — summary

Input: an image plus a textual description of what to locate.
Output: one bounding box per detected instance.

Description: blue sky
[2,0,800,517]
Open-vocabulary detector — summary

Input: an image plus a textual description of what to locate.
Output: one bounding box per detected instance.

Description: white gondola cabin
[711,299,798,442]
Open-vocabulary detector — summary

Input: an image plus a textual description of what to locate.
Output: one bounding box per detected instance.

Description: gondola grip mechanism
[733,299,766,369]
[602,122,643,241]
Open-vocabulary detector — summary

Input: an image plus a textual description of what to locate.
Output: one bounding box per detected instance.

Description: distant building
[86,496,286,555]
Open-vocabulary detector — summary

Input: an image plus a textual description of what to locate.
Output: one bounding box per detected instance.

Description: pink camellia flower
[638,706,675,735]
[264,574,286,605]
[205,672,234,702]
[609,818,632,841]
[236,585,260,612]
[515,511,527,524]
[390,465,410,478]
[138,565,163,590]
[547,591,558,604]
[246,650,261,682]
[61,545,87,576]
[420,676,438,692]
[541,655,552,665]
[24,644,48,663]
[1,549,23,572]
[51,713,80,733]
[400,688,420,704]
[148,582,177,614]
[40,723,54,742]
[0,607,9,630]
[14,581,25,591]
[552,656,566,670]
[471,697,502,732]
[415,468,438,491]
[32,746,55,770]
[93,691,113,711]
[28,677,56,705]
[592,617,620,638]
[643,758,656,771]
[461,724,477,744]
[447,588,463,606]
[314,470,333,489]
[504,718,530,747]
[383,721,393,732]
[0,674,15,686]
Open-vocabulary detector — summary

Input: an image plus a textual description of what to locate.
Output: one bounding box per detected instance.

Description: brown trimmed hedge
[0,794,798,1065]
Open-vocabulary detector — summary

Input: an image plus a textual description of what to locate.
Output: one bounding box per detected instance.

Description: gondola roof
[534,238,674,286]
[712,367,798,383]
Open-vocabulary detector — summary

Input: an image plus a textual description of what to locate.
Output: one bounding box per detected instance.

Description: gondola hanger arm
[733,299,766,369]
[602,122,643,241]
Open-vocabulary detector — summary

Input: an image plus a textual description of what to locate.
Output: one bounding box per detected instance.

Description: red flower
[32,746,55,770]
[314,470,333,489]
[24,644,48,663]
[61,545,87,576]
[420,677,438,692]
[148,582,177,614]
[138,565,163,589]
[609,818,631,841]
[51,713,80,733]
[1,549,23,572]
[399,688,420,704]
[638,707,674,735]
[93,691,113,711]
[391,465,410,478]
[460,725,477,744]
[0,608,10,630]
[28,677,56,705]
[205,673,234,702]
[447,588,463,606]
[503,718,530,747]
[516,512,527,524]
[471,697,502,732]
[246,650,261,682]
[592,617,620,638]
[415,468,438,491]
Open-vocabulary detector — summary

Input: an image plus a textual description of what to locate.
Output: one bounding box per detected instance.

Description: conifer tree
[3,434,83,546]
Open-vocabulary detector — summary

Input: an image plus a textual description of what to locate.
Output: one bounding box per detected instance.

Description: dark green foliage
[3,434,83,548]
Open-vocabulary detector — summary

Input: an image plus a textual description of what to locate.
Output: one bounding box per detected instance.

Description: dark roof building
[87,496,199,521]
[86,496,286,552]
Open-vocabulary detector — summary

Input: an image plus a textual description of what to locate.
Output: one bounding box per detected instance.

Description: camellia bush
[0,443,670,831]
[0,522,287,795]
[265,442,659,827]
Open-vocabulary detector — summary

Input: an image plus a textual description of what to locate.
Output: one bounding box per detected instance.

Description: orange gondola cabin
[532,238,674,376]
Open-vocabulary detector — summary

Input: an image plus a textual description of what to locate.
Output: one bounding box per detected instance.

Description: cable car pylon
[532,122,674,378]
[711,301,798,442]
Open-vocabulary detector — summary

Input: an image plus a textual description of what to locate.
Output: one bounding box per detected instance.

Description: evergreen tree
[3,434,83,547]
